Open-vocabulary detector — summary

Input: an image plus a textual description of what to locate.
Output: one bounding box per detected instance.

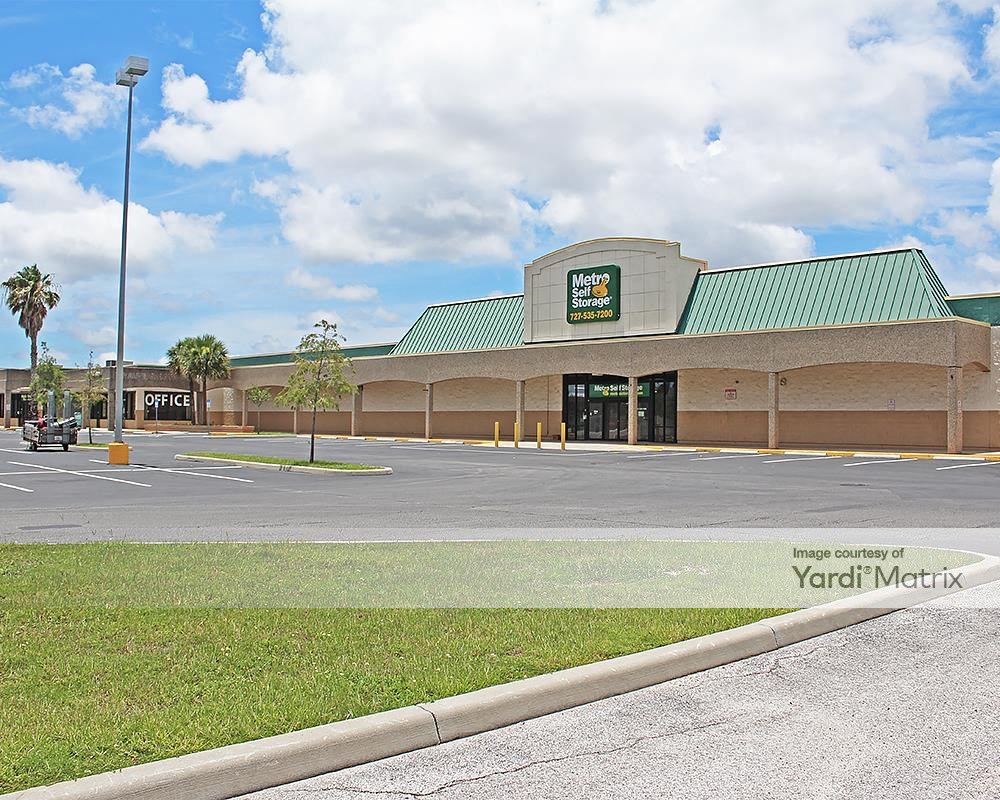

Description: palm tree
[186,334,230,428]
[1,265,61,372]
[166,337,199,424]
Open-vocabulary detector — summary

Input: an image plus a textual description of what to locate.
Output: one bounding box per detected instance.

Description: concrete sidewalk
[240,581,1000,800]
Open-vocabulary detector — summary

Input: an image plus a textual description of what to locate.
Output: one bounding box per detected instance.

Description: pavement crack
[305,714,751,798]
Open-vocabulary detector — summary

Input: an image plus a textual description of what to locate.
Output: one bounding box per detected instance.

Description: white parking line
[0,480,32,493]
[843,458,918,467]
[935,460,1000,471]
[626,451,698,460]
[762,455,840,464]
[695,453,771,461]
[7,460,153,487]
[132,465,254,483]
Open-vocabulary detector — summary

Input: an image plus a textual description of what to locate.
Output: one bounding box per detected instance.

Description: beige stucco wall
[678,370,767,411]
[362,381,425,412]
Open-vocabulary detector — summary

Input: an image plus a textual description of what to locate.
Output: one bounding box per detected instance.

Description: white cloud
[142,0,975,268]
[8,63,123,138]
[0,157,222,283]
[286,266,377,300]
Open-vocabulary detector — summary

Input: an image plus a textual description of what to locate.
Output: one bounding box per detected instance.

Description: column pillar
[947,366,963,454]
[351,385,363,436]
[424,383,434,440]
[241,389,248,428]
[768,372,780,450]
[515,380,525,441]
[627,376,638,445]
[3,388,11,429]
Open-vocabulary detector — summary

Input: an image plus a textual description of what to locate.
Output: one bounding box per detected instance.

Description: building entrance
[563,373,676,443]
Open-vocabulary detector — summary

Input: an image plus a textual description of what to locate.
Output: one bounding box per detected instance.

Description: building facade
[4,238,999,452]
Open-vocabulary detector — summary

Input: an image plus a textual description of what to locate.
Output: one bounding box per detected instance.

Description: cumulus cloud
[0,157,222,282]
[286,266,377,300]
[142,0,974,268]
[7,63,123,137]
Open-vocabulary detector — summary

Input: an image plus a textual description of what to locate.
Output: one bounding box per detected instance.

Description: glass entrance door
[563,373,676,443]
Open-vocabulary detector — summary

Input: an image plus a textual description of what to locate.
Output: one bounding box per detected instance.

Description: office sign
[144,391,192,421]
[567,264,621,324]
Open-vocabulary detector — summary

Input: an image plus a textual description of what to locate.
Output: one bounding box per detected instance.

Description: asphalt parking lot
[2,429,1000,549]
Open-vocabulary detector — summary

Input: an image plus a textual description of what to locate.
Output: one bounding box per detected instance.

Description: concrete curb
[7,557,998,800]
[173,454,392,476]
[314,434,1000,460]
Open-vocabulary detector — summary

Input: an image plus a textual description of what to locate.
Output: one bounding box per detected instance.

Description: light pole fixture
[112,55,148,445]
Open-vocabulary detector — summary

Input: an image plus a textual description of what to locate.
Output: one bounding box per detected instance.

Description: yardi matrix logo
[566,264,621,324]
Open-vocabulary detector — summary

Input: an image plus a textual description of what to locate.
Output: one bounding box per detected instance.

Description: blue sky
[3,0,1000,367]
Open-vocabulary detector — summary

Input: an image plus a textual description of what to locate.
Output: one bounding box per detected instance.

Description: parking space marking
[843,458,918,467]
[7,460,153,487]
[0,480,33,493]
[133,465,254,483]
[935,461,1000,471]
[762,455,840,464]
[694,453,771,461]
[626,451,698,460]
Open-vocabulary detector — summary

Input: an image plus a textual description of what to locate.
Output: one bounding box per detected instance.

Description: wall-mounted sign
[567,264,621,324]
[144,391,192,421]
[589,382,650,399]
[724,387,737,401]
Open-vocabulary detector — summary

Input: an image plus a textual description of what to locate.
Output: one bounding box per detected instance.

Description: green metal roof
[230,343,396,367]
[390,295,524,355]
[947,294,1000,325]
[677,248,953,335]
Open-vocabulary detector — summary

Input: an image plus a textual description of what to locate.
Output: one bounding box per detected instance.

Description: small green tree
[246,386,272,434]
[277,320,356,462]
[28,342,64,417]
[76,351,107,444]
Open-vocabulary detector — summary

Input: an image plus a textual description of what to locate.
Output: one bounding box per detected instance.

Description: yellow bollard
[494,421,500,447]
[561,421,567,451]
[107,442,129,465]
[537,421,542,448]
[514,421,519,448]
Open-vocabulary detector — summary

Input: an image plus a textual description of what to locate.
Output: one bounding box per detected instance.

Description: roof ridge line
[425,293,523,308]
[707,246,922,275]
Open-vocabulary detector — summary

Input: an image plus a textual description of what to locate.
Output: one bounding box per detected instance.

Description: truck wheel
[29,441,38,451]
[62,443,69,451]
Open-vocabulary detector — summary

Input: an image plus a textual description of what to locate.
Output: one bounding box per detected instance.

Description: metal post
[561,421,567,450]
[113,80,134,444]
[494,420,500,447]
[536,421,542,448]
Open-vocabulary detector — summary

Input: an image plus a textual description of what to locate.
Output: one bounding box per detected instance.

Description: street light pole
[113,56,148,444]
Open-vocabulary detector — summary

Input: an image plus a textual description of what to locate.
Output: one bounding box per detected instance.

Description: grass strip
[184,451,381,470]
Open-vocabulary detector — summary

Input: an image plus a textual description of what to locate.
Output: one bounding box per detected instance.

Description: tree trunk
[29,333,38,373]
[257,409,261,434]
[310,405,318,462]
[188,377,197,424]
[86,406,93,444]
[201,377,208,430]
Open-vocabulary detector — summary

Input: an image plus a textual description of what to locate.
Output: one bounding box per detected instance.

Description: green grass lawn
[185,451,381,470]
[0,540,974,792]
[1,605,775,792]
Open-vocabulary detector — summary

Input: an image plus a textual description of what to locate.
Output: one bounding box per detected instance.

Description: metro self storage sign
[566,265,621,324]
